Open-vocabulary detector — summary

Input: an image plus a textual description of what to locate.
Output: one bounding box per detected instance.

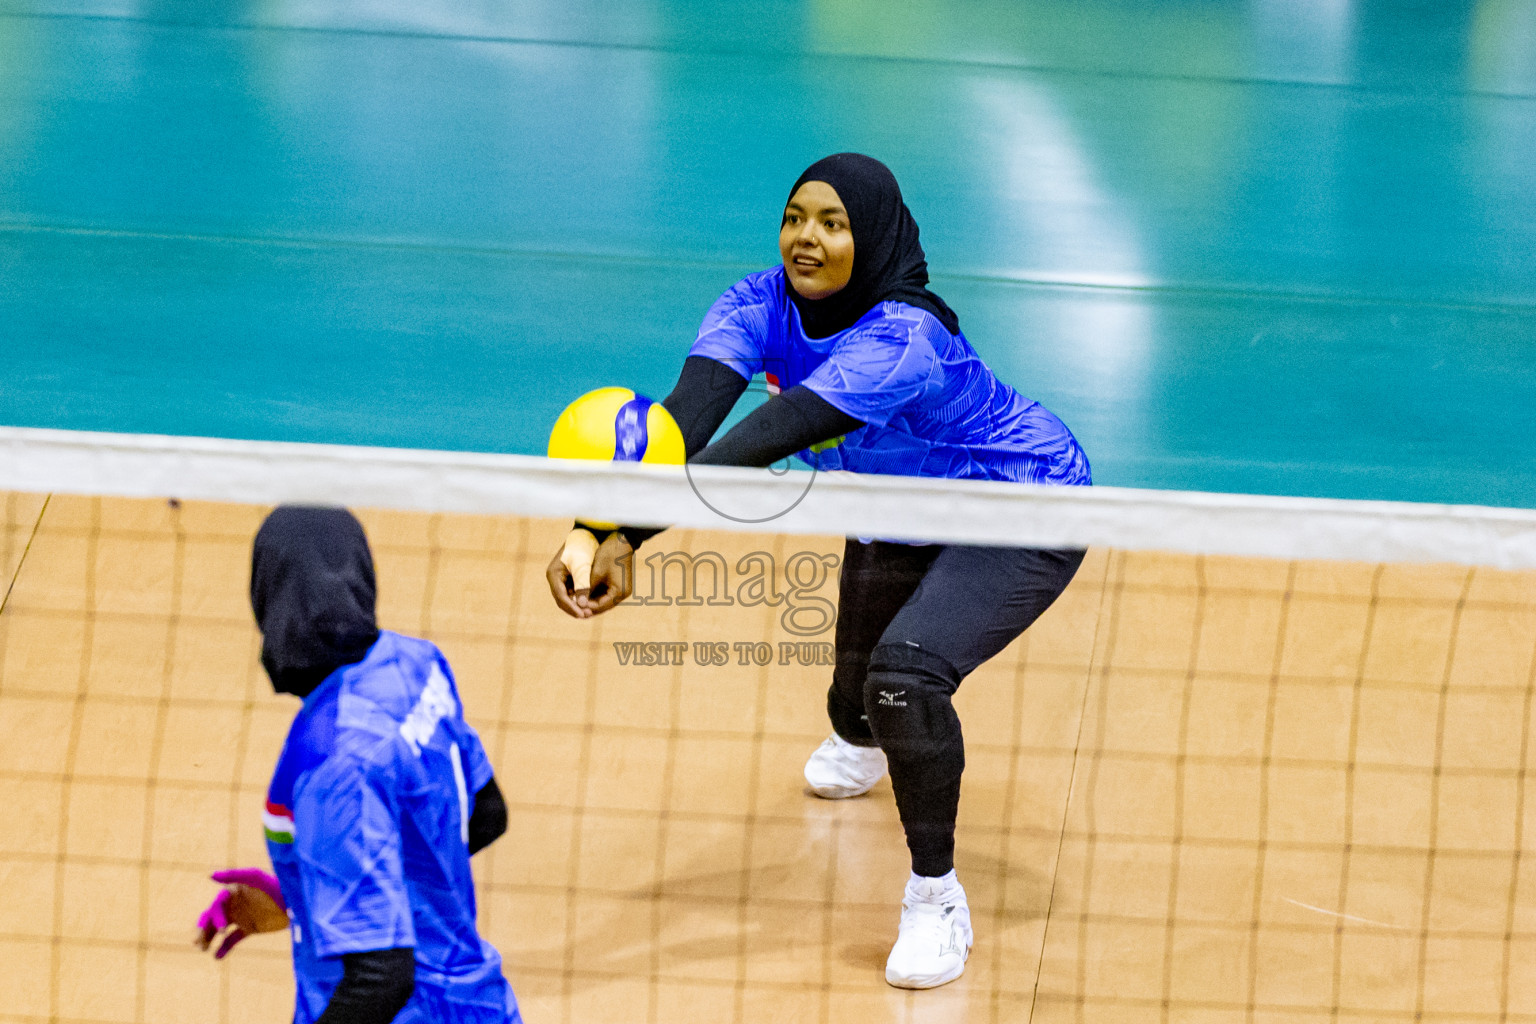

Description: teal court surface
[3,0,1536,506]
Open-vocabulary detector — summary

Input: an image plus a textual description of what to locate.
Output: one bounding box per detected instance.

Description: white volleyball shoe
[803,733,888,798]
[885,870,973,989]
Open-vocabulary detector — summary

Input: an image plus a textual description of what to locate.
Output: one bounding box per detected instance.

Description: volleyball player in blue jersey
[198,507,522,1024]
[547,154,1091,989]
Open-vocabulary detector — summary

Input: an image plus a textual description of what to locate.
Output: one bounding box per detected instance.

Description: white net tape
[6,425,1536,568]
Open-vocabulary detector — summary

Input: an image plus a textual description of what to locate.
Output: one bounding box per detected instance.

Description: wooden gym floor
[3,493,1536,1023]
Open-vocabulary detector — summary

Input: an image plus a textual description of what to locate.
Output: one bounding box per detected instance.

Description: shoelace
[822,736,877,768]
[899,898,963,953]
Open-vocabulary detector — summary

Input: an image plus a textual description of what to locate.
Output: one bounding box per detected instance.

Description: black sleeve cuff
[468,777,508,855]
[313,948,416,1024]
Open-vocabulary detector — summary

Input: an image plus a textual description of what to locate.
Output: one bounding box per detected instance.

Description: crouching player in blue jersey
[196,506,522,1024]
[547,154,1091,990]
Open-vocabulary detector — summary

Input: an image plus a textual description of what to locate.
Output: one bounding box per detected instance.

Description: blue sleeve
[294,749,416,958]
[800,316,940,428]
[687,273,774,380]
[432,651,494,793]
[454,720,493,794]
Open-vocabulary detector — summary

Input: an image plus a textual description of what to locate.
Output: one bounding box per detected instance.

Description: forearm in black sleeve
[690,385,863,468]
[662,355,751,456]
[576,356,750,549]
[313,948,415,1024]
[467,776,507,856]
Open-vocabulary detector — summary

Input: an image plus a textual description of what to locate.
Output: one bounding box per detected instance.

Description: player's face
[780,181,854,300]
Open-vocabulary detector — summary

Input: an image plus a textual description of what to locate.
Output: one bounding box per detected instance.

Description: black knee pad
[826,682,877,746]
[864,643,963,762]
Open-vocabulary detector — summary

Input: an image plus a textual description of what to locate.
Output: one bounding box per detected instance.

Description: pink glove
[196,869,288,959]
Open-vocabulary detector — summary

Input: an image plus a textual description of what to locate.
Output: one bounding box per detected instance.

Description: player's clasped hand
[546,529,634,618]
[195,868,290,959]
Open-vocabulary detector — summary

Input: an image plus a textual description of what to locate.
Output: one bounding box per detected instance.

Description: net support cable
[5,426,1536,569]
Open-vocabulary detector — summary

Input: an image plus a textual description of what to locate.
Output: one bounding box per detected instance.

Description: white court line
[1278,896,1405,931]
[5,426,1536,568]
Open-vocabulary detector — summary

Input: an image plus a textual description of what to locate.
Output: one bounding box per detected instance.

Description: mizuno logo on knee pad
[878,690,908,706]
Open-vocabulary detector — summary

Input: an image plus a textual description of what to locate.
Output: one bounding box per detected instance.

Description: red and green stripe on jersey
[263,801,295,844]
[263,675,335,848]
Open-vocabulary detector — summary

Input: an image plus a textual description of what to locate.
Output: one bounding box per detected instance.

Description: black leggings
[827,540,1085,877]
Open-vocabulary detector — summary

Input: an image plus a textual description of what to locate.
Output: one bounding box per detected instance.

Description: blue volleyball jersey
[264,631,521,1024]
[690,266,1091,485]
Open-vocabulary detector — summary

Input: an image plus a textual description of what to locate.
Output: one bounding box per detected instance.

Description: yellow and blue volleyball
[547,387,686,465]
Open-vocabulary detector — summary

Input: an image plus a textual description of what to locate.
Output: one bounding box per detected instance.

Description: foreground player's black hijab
[785,153,959,339]
[250,506,379,697]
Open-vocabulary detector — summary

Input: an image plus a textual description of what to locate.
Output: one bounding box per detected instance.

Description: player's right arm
[548,361,863,618]
[549,272,775,618]
[556,315,937,616]
[546,354,752,619]
[548,352,759,618]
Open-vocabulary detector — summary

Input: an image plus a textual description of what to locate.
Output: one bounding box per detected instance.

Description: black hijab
[784,153,959,339]
[250,506,379,697]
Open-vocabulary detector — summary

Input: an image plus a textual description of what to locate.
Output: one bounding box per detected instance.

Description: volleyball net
[4,426,1536,1024]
